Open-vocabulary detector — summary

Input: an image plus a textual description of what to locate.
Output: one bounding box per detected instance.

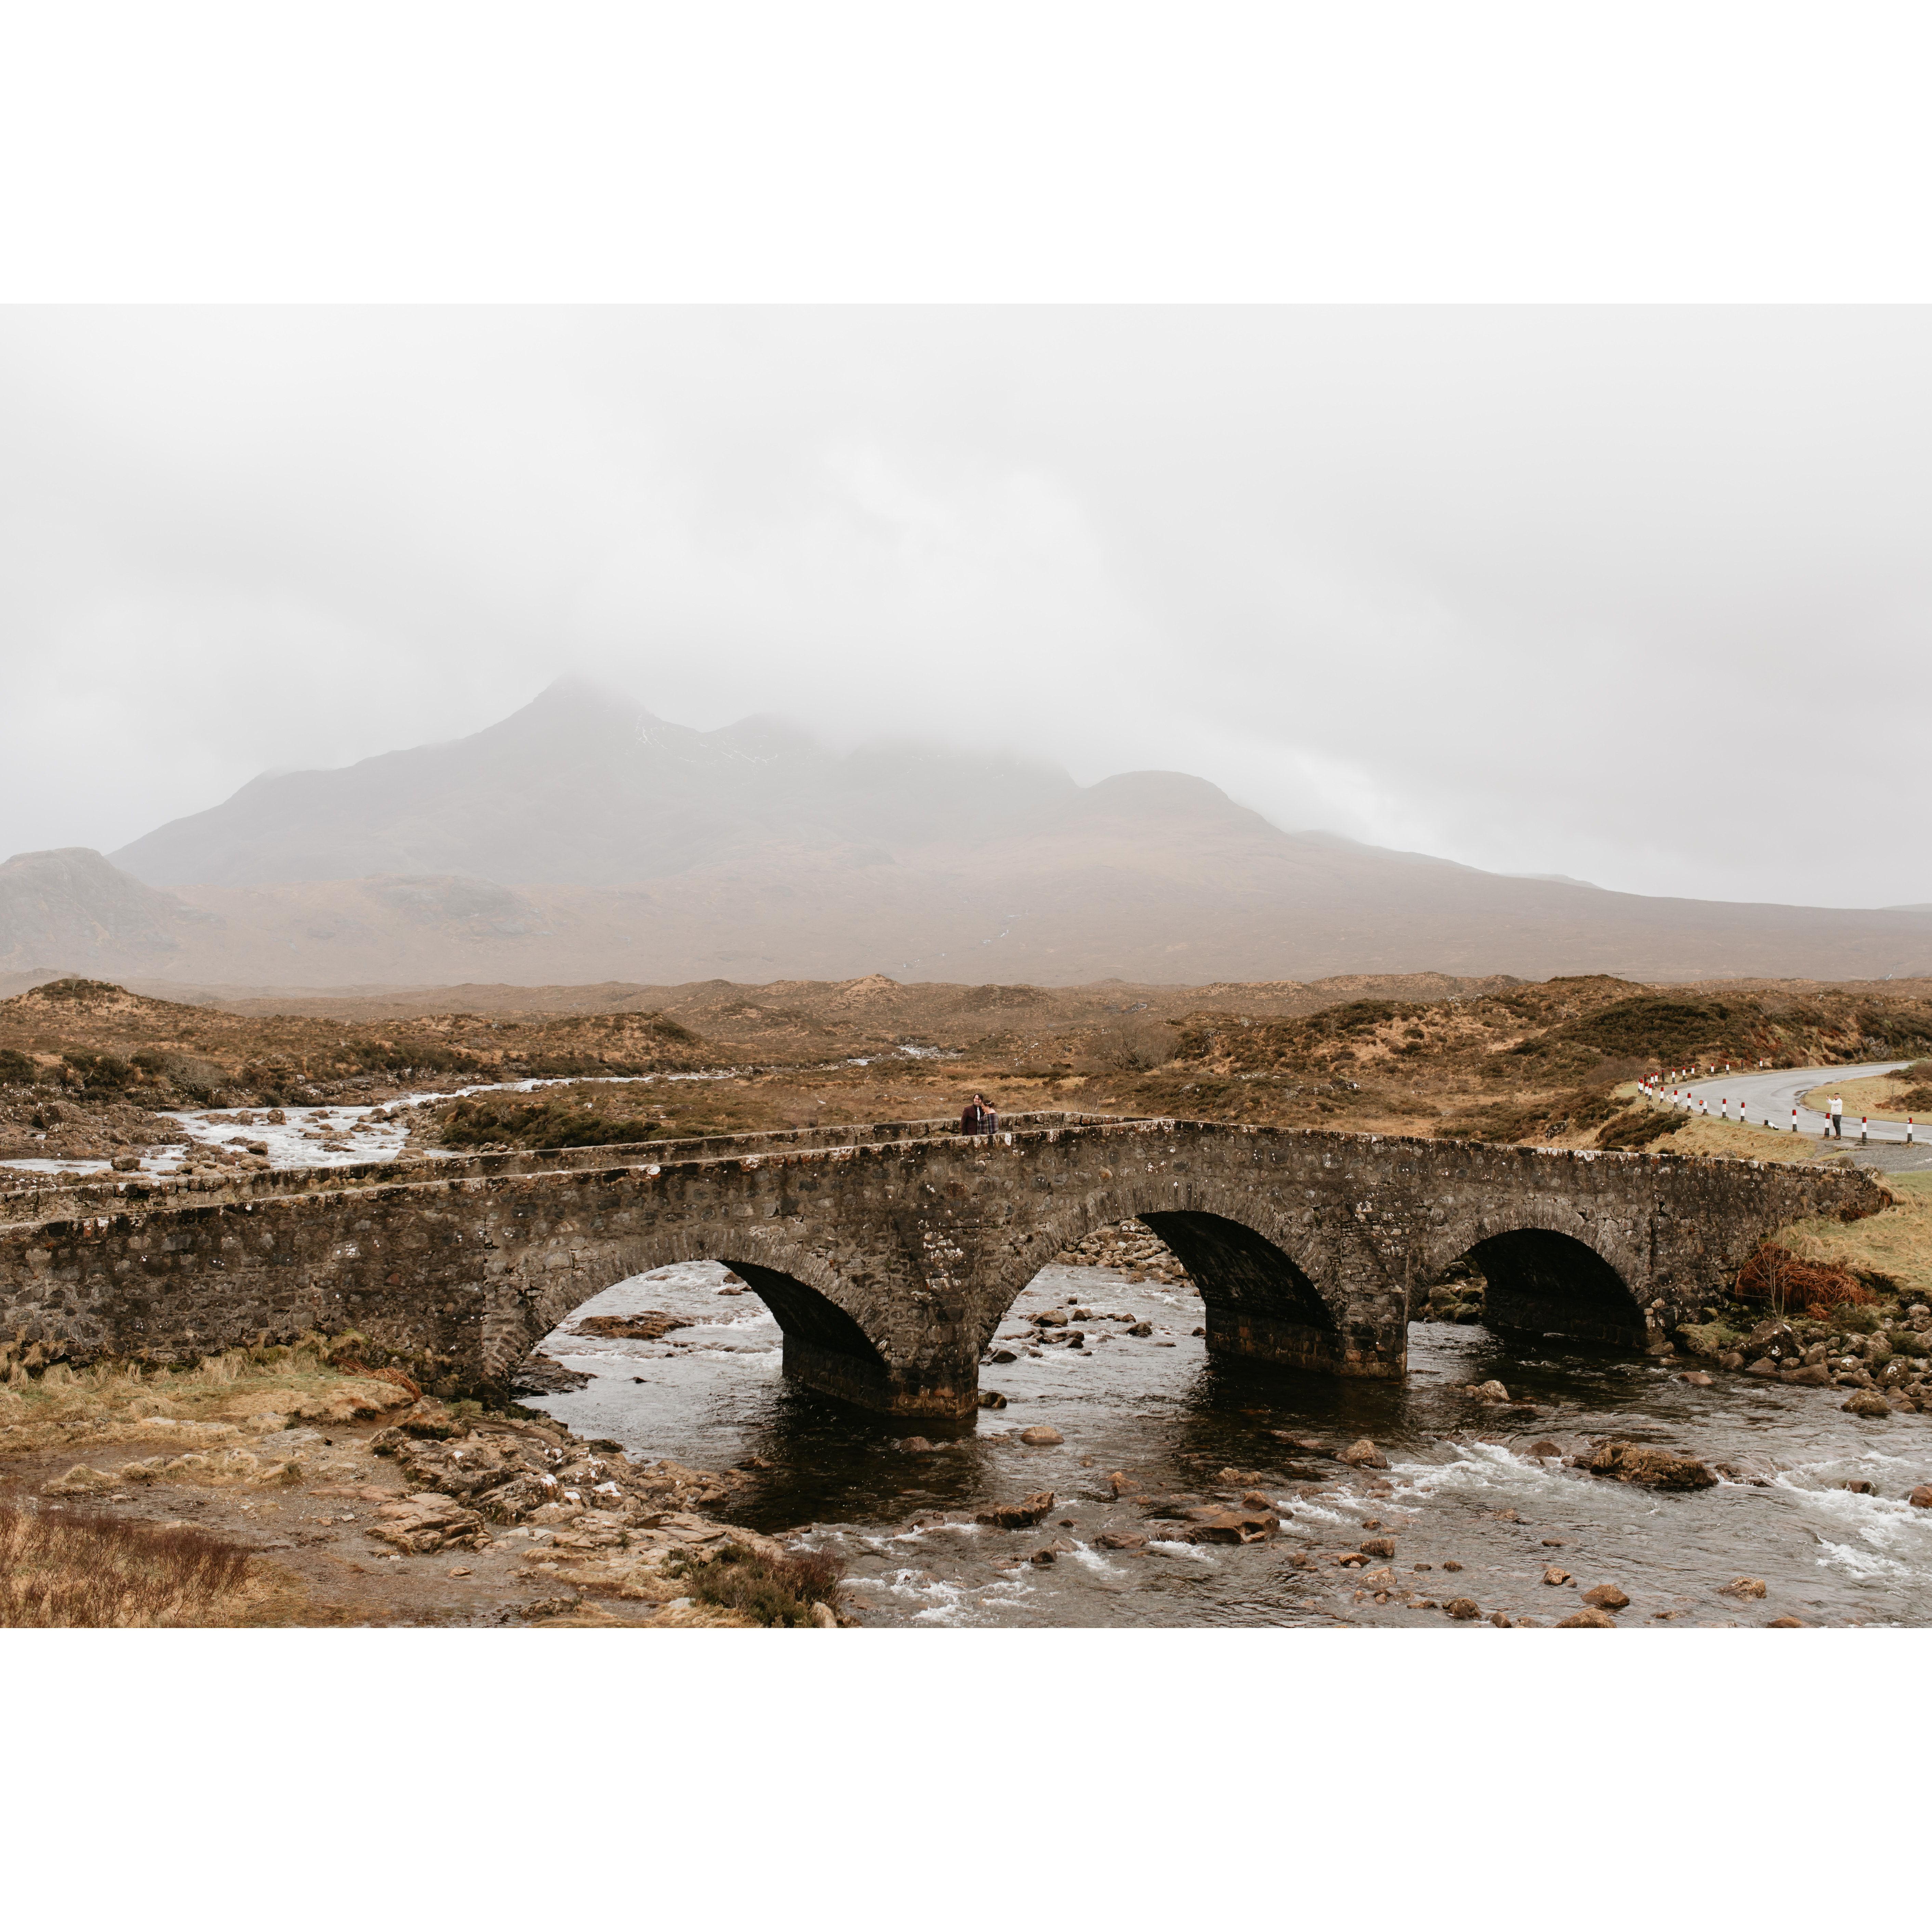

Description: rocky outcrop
[370,1493,491,1555]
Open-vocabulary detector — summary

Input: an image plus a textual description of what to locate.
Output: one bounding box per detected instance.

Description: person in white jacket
[1828,1094,1844,1138]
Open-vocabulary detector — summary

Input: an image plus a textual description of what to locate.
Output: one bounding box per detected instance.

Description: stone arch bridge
[0,1112,1882,1419]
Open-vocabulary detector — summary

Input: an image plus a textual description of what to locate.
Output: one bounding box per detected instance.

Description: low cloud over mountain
[1,680,1927,989]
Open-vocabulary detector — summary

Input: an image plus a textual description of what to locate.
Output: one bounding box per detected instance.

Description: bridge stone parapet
[0,1110,1115,1224]
[0,1116,1884,1419]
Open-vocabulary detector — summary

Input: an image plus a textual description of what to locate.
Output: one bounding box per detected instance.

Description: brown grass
[0,1340,417,1459]
[1800,1072,1932,1124]
[1734,1242,1874,1317]
[0,1498,250,1626]
[1643,1114,1825,1164]
[1762,1172,1932,1306]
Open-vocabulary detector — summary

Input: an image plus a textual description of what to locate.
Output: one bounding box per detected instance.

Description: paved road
[1660,1059,1932,1173]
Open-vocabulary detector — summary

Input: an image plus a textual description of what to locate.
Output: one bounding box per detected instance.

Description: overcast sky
[2,305,1926,908]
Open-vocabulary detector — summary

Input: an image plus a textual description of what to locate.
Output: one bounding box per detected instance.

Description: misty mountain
[109,679,1076,888]
[1,679,1929,988]
[0,845,210,974]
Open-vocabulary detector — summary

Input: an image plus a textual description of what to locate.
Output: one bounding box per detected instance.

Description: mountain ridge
[0,679,1919,987]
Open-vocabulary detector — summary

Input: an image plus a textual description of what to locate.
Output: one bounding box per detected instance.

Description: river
[522,1254,1932,1628]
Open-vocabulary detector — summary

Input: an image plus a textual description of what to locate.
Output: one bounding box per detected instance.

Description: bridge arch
[994,1182,1395,1378]
[490,1228,904,1413]
[1417,1217,1647,1349]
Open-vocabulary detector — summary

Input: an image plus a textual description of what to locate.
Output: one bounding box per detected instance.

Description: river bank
[0,1340,840,1626]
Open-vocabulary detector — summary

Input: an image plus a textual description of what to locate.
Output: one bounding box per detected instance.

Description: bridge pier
[1204,1308,1404,1378]
[779,1335,978,1420]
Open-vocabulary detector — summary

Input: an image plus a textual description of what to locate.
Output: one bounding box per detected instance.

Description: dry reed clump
[323,1360,422,1400]
[1735,1242,1874,1316]
[663,1542,847,1627]
[0,1336,416,1455]
[0,1498,250,1626]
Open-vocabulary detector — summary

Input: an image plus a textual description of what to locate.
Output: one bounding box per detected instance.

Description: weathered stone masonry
[0,1114,1883,1418]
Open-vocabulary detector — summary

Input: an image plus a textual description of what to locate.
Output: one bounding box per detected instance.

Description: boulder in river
[1543,1565,1571,1586]
[1744,1318,1801,1360]
[1528,1440,1562,1459]
[977,1390,1008,1409]
[511,1354,593,1395]
[571,1310,691,1342]
[1443,1597,1481,1620]
[1718,1576,1768,1599]
[1469,1380,1511,1403]
[1843,1392,1891,1418]
[1187,1509,1278,1544]
[1019,1425,1064,1446]
[975,1491,1056,1529]
[1581,1583,1630,1610]
[1558,1607,1616,1627]
[1588,1441,1717,1490]
[1909,1484,1932,1509]
[1337,1439,1388,1469]
[1360,1536,1397,1558]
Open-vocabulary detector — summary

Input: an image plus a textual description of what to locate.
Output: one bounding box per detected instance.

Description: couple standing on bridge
[959,1092,999,1136]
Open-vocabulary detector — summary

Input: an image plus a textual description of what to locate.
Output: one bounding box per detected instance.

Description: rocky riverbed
[520,1254,1932,1629]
